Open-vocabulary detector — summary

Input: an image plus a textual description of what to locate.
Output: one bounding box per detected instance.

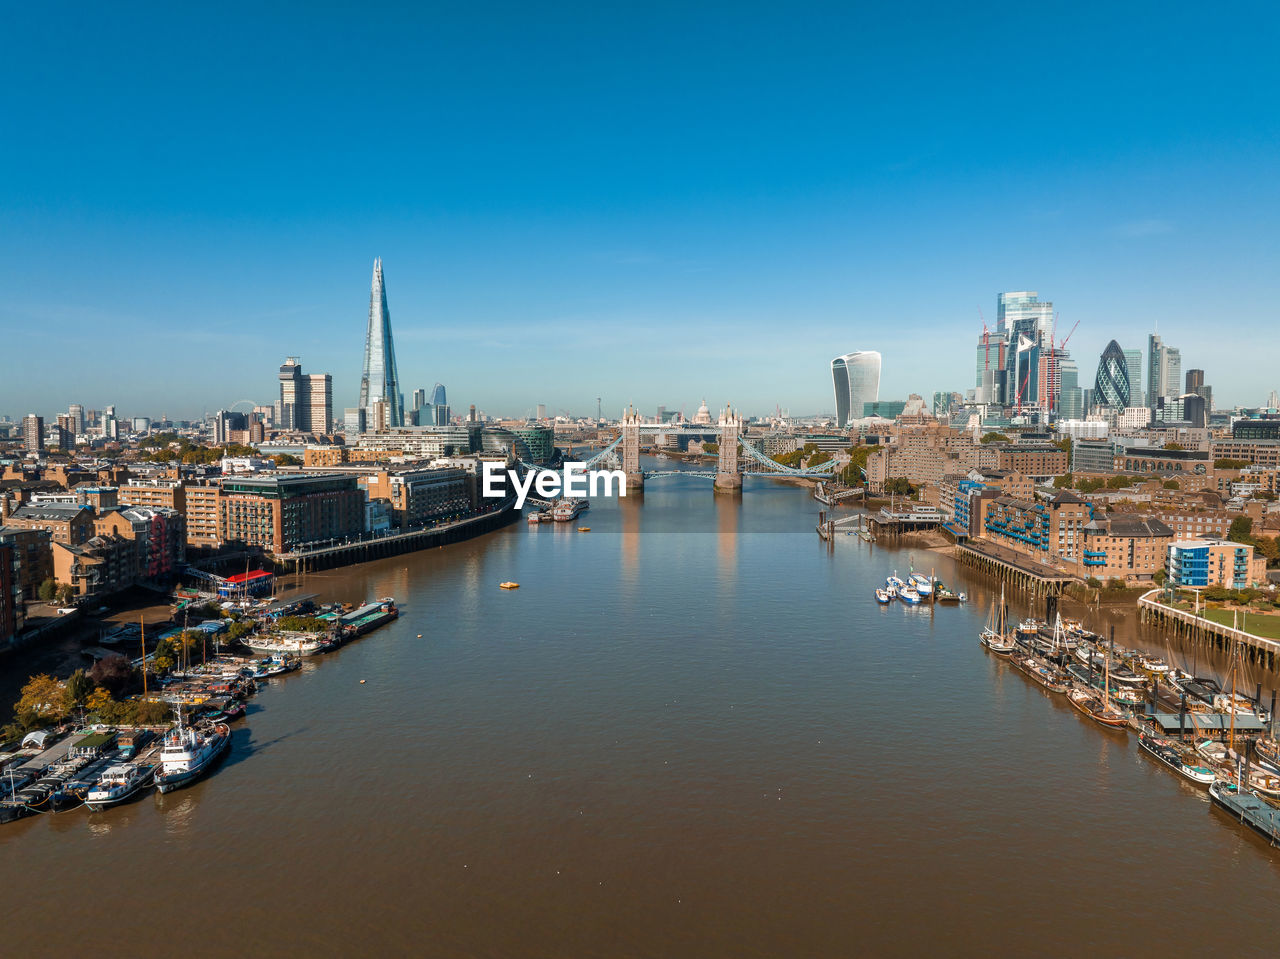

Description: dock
[955,540,1076,596]
[1138,590,1280,670]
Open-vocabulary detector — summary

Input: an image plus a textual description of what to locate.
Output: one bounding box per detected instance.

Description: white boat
[886,574,906,591]
[243,633,327,656]
[909,573,933,596]
[1138,735,1216,787]
[899,588,922,605]
[1136,655,1170,675]
[155,719,231,794]
[551,498,589,522]
[875,588,891,604]
[85,762,156,811]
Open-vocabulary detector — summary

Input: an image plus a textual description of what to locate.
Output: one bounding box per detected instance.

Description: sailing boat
[979,584,1016,655]
[1067,629,1129,728]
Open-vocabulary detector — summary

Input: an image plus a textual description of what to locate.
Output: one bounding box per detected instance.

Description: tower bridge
[527,404,838,495]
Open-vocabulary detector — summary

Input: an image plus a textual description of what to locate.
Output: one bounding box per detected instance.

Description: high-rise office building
[1056,357,1083,420]
[998,292,1053,411]
[359,258,403,429]
[411,388,427,413]
[277,357,332,434]
[1094,340,1131,408]
[1147,334,1181,408]
[1185,369,1204,392]
[1122,349,1142,405]
[830,351,882,427]
[23,414,43,452]
[67,404,84,438]
[278,357,304,429]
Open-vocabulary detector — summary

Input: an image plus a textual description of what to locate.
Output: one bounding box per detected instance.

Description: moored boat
[899,587,922,605]
[86,762,157,811]
[1209,780,1280,845]
[875,588,891,605]
[1138,734,1216,787]
[1066,688,1130,728]
[1009,653,1071,693]
[155,719,231,794]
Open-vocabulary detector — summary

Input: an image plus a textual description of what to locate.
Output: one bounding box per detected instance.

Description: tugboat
[155,715,231,794]
[86,762,157,810]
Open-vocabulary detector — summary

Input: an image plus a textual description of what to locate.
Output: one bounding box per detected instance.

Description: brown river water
[3,465,1279,957]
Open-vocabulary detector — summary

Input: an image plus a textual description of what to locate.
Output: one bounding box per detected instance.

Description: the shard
[359,258,404,428]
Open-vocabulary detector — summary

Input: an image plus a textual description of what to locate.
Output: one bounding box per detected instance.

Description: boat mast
[140,616,147,696]
[1229,637,1238,755]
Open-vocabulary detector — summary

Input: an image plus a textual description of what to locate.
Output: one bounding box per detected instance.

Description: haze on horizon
[2,3,1277,421]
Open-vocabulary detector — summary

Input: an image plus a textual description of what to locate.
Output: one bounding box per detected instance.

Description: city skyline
[2,5,1279,417]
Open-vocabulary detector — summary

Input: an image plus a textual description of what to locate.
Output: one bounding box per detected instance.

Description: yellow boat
[577,526,590,532]
[499,581,520,589]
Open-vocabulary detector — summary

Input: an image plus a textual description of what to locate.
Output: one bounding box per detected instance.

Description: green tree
[1154,568,1167,587]
[273,453,302,467]
[1228,516,1255,543]
[1214,458,1251,470]
[1163,442,1185,451]
[128,699,173,726]
[37,578,57,602]
[1163,479,1180,490]
[980,432,1009,444]
[1053,473,1074,489]
[1086,577,1102,589]
[1106,578,1127,591]
[1105,475,1135,489]
[702,442,719,455]
[884,477,915,497]
[65,669,94,707]
[56,583,76,606]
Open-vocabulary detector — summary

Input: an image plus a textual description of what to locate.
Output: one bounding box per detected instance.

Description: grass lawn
[1201,607,1280,640]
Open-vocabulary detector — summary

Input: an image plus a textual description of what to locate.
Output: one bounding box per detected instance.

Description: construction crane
[979,307,990,371]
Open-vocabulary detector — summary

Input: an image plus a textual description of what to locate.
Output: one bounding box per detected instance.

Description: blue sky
[1,1,1277,421]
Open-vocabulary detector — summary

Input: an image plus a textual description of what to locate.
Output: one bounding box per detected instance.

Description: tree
[1106,578,1127,591]
[14,674,69,727]
[89,653,137,697]
[56,583,76,606]
[1075,477,1106,493]
[884,477,915,496]
[702,442,719,455]
[1228,516,1255,543]
[980,432,1010,444]
[129,700,173,726]
[1086,577,1102,589]
[65,669,94,707]
[1106,475,1135,489]
[808,451,833,467]
[273,453,302,467]
[37,578,57,602]
[1154,568,1167,586]
[1163,480,1180,490]
[1215,458,1251,470]
[1053,473,1074,489]
[1163,442,1185,451]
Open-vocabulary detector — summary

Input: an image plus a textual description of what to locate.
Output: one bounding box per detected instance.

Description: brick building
[0,526,52,599]
[4,503,95,546]
[220,474,365,554]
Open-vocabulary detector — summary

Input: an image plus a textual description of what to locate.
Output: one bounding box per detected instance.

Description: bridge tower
[714,403,743,493]
[621,405,644,492]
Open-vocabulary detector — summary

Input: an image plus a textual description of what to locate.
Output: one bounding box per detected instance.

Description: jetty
[1138,590,1280,670]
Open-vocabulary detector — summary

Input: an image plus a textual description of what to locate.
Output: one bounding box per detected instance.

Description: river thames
[3,462,1279,957]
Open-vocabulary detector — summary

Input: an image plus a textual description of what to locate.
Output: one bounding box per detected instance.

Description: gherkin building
[1094,339,1130,408]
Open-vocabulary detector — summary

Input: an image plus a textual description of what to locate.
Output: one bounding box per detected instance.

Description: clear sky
[2,1,1277,422]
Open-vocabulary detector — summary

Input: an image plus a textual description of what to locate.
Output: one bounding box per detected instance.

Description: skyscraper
[1147,333,1181,408]
[278,357,304,429]
[359,258,403,429]
[278,357,332,434]
[1094,340,1131,408]
[1122,348,1142,406]
[1056,357,1083,420]
[997,292,1053,411]
[830,351,881,427]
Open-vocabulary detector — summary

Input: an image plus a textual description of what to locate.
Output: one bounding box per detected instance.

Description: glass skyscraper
[1122,348,1142,407]
[1146,333,1181,409]
[831,351,881,427]
[997,292,1053,410]
[1094,340,1131,408]
[359,258,404,430]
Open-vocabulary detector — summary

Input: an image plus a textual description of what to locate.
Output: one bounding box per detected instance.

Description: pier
[1138,590,1280,670]
[955,541,1076,596]
[277,499,519,572]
